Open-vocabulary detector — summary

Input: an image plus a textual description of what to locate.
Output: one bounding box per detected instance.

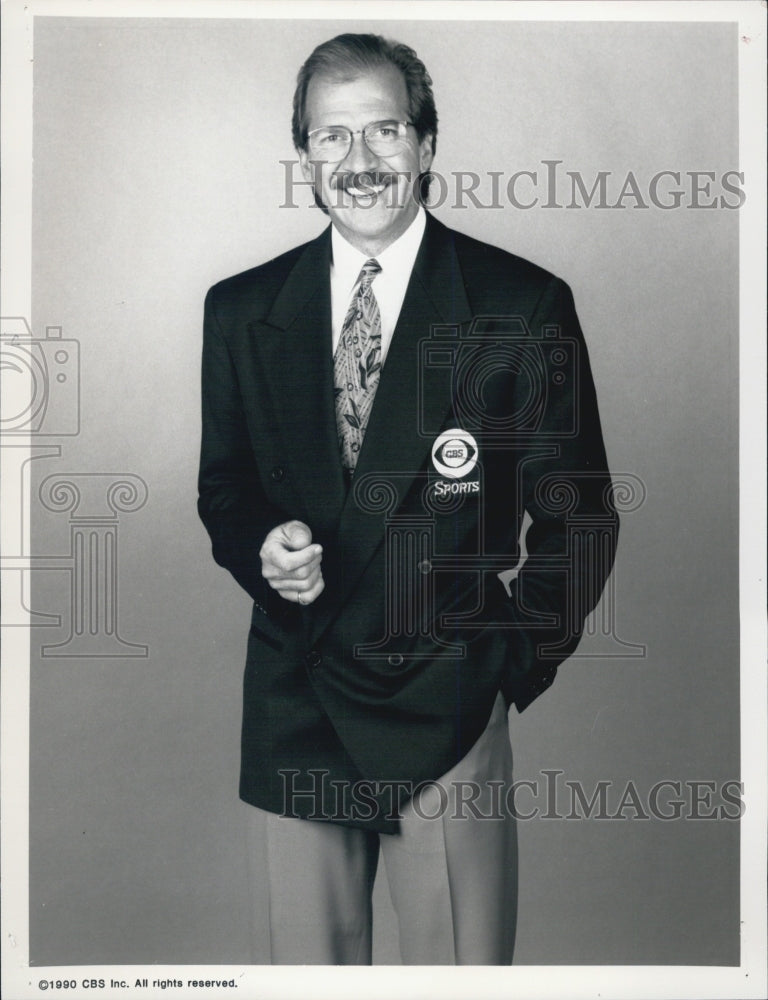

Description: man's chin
[328,199,416,239]
[326,184,419,234]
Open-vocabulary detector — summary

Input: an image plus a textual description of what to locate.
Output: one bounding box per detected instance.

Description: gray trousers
[245,694,517,965]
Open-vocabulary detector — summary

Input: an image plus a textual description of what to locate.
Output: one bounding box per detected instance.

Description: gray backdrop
[29,16,739,965]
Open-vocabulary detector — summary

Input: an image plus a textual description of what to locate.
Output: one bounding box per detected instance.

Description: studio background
[28,16,739,965]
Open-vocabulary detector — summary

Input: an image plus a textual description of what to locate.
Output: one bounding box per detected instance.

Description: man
[198,33,618,965]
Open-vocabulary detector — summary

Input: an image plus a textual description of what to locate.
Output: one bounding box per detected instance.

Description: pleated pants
[244,694,517,965]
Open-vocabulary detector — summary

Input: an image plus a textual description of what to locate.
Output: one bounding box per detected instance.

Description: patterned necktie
[333,258,382,475]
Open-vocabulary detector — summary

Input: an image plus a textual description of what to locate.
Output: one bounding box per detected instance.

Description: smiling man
[297,60,433,253]
[198,33,618,965]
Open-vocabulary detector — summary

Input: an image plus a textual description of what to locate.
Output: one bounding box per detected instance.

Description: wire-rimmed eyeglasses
[306,120,414,162]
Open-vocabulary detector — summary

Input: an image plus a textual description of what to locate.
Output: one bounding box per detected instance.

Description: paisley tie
[333,258,382,475]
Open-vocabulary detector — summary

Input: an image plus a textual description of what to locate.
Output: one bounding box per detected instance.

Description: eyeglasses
[306,120,414,162]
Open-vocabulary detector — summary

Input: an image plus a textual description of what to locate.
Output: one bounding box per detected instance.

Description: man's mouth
[332,171,400,204]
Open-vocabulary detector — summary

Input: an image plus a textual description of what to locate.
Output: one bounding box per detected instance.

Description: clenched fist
[259,520,325,605]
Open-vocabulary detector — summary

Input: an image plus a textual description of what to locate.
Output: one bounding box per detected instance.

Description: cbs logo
[431,428,479,479]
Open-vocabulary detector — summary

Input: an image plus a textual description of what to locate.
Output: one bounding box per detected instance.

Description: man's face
[298,65,434,254]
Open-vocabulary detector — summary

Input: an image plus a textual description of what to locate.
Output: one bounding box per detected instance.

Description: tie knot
[358,258,381,289]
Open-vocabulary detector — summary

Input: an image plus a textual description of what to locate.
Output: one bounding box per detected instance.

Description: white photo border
[2,2,765,998]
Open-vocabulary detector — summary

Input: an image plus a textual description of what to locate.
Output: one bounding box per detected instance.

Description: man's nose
[341,131,379,172]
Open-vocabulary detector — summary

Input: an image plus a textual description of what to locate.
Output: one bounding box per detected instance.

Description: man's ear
[418,134,434,174]
[298,148,313,183]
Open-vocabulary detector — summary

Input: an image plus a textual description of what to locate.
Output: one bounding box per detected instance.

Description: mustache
[329,170,403,193]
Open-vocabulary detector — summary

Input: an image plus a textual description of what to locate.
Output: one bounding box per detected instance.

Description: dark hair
[292,33,438,155]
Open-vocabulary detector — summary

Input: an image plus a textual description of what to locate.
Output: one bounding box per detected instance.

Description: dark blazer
[198,213,618,832]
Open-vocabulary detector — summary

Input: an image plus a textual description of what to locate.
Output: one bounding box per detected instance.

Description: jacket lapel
[309,214,474,644]
[253,227,347,539]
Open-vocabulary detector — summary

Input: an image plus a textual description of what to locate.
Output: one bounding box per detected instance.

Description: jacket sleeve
[497,276,619,711]
[197,284,288,619]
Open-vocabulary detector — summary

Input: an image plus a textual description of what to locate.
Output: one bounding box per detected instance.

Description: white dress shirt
[330,207,427,364]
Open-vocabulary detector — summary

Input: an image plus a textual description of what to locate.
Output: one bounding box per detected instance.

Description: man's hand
[260,520,325,605]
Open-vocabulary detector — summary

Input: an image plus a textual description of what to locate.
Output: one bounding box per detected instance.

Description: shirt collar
[330,207,426,286]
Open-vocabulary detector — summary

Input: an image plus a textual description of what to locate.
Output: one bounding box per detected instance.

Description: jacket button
[417,560,432,574]
[270,466,285,482]
[388,654,404,666]
[305,650,322,670]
